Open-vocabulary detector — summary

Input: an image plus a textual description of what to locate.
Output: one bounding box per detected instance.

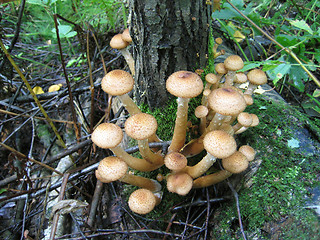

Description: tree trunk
[129,0,210,108]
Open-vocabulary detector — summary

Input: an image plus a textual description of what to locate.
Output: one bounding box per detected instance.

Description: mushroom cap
[237,112,253,127]
[247,69,267,85]
[215,63,227,75]
[203,89,211,97]
[239,145,256,162]
[250,114,259,126]
[243,94,253,105]
[91,123,123,149]
[203,130,237,159]
[224,55,244,71]
[166,173,193,196]
[110,33,129,49]
[128,189,157,214]
[95,156,128,183]
[235,72,248,84]
[101,70,134,96]
[222,151,249,173]
[121,28,132,43]
[208,87,246,116]
[164,152,188,171]
[166,71,203,98]
[205,73,218,84]
[124,113,158,140]
[195,105,209,118]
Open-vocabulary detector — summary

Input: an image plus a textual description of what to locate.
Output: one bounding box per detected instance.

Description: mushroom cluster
[93,30,267,215]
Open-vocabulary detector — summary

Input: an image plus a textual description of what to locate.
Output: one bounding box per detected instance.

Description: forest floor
[1,6,320,240]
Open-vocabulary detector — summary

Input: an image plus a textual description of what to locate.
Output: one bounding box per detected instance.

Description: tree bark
[129,0,210,108]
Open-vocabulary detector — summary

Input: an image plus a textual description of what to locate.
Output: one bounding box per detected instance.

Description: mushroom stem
[117,94,142,115]
[183,153,217,178]
[192,170,232,188]
[120,174,162,192]
[168,97,189,153]
[137,139,163,165]
[111,145,162,172]
[120,48,135,76]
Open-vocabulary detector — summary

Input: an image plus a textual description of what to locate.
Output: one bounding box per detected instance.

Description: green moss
[212,96,320,239]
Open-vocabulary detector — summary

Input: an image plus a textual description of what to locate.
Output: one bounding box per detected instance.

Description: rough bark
[129,0,210,108]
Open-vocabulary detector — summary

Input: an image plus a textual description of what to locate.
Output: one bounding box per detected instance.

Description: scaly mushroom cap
[235,72,248,84]
[250,114,260,126]
[237,112,253,127]
[101,70,134,96]
[128,189,157,214]
[205,73,218,84]
[167,172,193,196]
[110,33,129,50]
[203,130,237,159]
[91,123,123,149]
[224,55,244,71]
[164,152,188,171]
[195,105,209,118]
[215,63,227,75]
[166,71,203,98]
[208,87,246,116]
[239,145,256,162]
[247,69,267,85]
[121,28,132,43]
[222,151,249,173]
[95,156,128,183]
[125,113,158,140]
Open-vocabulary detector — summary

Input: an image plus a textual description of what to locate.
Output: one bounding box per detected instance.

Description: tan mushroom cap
[166,71,203,98]
[205,73,218,84]
[235,72,248,84]
[121,28,132,43]
[203,130,237,159]
[208,87,246,116]
[166,172,193,196]
[250,114,259,126]
[128,189,157,214]
[239,145,256,162]
[247,69,267,85]
[125,113,158,140]
[195,105,209,118]
[91,123,123,149]
[110,33,129,50]
[215,63,227,75]
[95,156,128,183]
[101,70,134,96]
[164,152,188,171]
[237,112,253,127]
[224,55,244,71]
[222,151,249,173]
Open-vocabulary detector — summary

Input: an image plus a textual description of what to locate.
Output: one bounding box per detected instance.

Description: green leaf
[275,34,299,47]
[267,63,291,85]
[51,25,77,39]
[288,65,307,92]
[287,138,300,148]
[242,62,261,72]
[289,19,313,35]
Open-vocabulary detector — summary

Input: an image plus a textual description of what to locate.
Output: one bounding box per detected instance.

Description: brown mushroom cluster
[93,31,267,215]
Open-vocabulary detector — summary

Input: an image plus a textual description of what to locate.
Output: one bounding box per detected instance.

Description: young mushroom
[91,123,160,171]
[166,172,193,196]
[183,130,237,178]
[244,69,268,95]
[195,105,209,134]
[166,71,203,153]
[164,152,188,172]
[232,112,253,133]
[101,69,141,115]
[124,113,163,165]
[128,188,158,214]
[239,145,256,162]
[110,33,135,75]
[95,156,161,192]
[222,151,249,174]
[223,55,244,87]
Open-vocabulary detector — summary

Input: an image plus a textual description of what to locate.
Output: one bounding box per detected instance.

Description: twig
[53,14,81,149]
[50,173,70,240]
[86,180,103,228]
[163,212,177,240]
[204,187,210,240]
[226,181,247,240]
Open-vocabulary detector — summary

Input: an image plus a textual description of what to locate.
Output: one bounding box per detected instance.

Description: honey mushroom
[166,172,193,196]
[244,69,268,95]
[124,113,163,165]
[128,188,159,214]
[91,123,160,171]
[110,33,135,76]
[183,130,237,179]
[95,156,161,192]
[166,71,203,153]
[222,55,244,87]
